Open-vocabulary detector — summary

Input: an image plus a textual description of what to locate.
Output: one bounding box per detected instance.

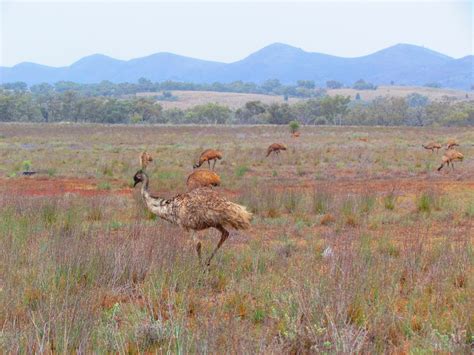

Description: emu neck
[140,174,175,223]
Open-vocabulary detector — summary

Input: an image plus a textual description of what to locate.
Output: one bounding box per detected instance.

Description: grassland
[135,86,471,110]
[0,124,473,353]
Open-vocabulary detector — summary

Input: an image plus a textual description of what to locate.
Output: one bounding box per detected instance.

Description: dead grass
[0,123,473,352]
[137,90,301,109]
[328,85,471,101]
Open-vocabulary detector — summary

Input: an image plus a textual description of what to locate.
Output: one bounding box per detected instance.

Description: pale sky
[0,0,472,67]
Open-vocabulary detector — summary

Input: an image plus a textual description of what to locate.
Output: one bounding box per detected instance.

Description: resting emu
[133,170,252,266]
[186,169,221,191]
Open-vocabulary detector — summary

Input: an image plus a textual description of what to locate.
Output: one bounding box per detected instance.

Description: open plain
[0,124,472,353]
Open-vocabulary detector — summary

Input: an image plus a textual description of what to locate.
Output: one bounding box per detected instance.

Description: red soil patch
[0,177,132,197]
[268,176,474,195]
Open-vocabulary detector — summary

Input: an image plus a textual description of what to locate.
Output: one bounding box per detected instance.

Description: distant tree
[352,79,376,90]
[326,80,343,89]
[30,83,54,95]
[320,95,351,125]
[288,120,300,133]
[390,80,395,86]
[137,77,153,91]
[355,93,361,100]
[424,82,441,88]
[266,103,294,124]
[297,80,315,89]
[2,81,28,92]
[185,103,231,124]
[406,93,428,107]
[261,79,282,93]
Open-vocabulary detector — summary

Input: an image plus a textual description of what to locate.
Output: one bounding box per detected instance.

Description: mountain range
[0,43,472,89]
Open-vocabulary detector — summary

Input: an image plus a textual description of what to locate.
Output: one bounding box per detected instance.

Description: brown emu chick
[291,132,300,138]
[422,142,442,153]
[266,143,287,157]
[437,150,464,171]
[187,169,221,191]
[446,140,460,150]
[133,170,252,266]
[193,149,223,170]
[139,151,153,170]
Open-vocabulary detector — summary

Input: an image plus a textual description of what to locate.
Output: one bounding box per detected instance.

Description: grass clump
[235,165,249,177]
[417,191,441,213]
[384,191,397,210]
[312,190,332,215]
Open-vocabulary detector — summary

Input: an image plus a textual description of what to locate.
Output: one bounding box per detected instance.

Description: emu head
[133,170,146,187]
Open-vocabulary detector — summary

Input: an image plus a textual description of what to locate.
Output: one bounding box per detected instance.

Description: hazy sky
[1,0,472,67]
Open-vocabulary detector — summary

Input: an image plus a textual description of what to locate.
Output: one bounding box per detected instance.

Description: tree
[406,93,428,107]
[261,79,282,93]
[355,93,361,100]
[266,103,294,124]
[289,120,300,133]
[320,95,351,125]
[424,82,441,88]
[353,79,376,90]
[2,82,28,92]
[297,80,315,89]
[326,80,343,89]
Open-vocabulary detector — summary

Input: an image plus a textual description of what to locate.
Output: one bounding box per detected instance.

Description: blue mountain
[0,43,471,89]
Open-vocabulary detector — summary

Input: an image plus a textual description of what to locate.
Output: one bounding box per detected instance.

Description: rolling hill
[0,43,472,89]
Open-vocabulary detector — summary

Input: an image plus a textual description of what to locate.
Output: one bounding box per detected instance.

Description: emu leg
[207,160,211,169]
[206,226,229,266]
[192,232,202,265]
[212,159,216,170]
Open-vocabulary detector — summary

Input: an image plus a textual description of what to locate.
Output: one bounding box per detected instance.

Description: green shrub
[235,165,249,178]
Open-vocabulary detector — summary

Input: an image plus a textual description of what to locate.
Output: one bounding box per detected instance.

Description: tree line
[0,77,382,99]
[0,88,472,126]
[1,78,327,99]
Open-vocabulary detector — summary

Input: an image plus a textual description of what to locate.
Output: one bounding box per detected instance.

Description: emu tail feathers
[223,202,253,230]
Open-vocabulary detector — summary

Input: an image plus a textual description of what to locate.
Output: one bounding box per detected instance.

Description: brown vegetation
[0,124,473,353]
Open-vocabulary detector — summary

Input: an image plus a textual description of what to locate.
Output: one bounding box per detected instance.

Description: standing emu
[422,142,442,153]
[139,151,153,170]
[437,150,464,171]
[193,149,223,170]
[266,143,287,157]
[133,170,252,266]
